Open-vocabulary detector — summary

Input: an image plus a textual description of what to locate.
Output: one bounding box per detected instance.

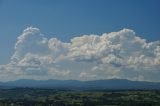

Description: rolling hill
[0,79,160,90]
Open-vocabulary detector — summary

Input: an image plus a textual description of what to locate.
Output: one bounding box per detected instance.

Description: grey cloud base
[0,27,160,82]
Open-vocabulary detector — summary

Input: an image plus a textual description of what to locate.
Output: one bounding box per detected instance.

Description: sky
[0,0,160,81]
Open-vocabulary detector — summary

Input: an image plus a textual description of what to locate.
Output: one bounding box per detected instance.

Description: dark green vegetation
[0,88,160,106]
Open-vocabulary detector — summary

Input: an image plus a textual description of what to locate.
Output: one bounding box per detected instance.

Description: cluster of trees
[0,89,160,106]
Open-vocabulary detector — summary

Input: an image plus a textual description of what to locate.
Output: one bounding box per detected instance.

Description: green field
[0,88,160,106]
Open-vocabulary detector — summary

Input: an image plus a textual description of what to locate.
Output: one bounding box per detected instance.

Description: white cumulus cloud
[0,27,160,82]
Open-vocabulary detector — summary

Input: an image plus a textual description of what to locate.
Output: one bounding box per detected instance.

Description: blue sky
[0,0,160,64]
[0,0,160,81]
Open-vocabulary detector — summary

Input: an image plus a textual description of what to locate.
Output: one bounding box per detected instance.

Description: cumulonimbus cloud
[0,27,160,81]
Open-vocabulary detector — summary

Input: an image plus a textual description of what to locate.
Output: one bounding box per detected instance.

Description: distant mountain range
[0,79,160,90]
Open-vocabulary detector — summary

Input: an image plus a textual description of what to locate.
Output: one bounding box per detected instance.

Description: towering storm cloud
[0,27,160,81]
